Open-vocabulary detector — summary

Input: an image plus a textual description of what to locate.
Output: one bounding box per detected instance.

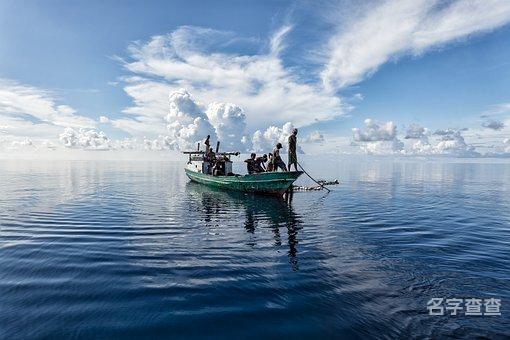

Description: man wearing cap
[272,143,288,172]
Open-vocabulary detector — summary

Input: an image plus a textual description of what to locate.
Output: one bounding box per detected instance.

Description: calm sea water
[1,158,509,339]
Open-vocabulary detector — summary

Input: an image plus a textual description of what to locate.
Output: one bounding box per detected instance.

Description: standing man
[288,128,298,171]
[272,143,288,172]
[204,135,211,150]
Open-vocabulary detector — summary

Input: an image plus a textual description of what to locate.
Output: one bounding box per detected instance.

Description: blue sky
[1,0,510,157]
[0,0,287,117]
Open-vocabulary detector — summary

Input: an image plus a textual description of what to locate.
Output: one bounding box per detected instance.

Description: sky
[1,0,510,158]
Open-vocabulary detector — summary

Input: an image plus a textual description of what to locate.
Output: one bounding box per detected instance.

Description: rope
[297,161,331,193]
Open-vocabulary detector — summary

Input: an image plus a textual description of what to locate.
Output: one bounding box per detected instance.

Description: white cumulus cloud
[115,25,345,138]
[352,119,403,154]
[432,129,479,157]
[504,138,510,153]
[164,89,217,150]
[304,130,325,144]
[59,127,111,150]
[99,116,110,123]
[205,102,248,151]
[252,122,300,153]
[482,119,505,130]
[353,119,398,142]
[351,120,485,157]
[405,123,428,140]
[359,139,404,155]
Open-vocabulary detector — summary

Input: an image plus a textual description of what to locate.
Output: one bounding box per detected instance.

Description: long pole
[297,161,331,193]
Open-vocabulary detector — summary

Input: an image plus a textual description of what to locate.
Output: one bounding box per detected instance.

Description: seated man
[266,153,274,172]
[244,153,257,174]
[272,143,288,171]
[212,159,224,176]
[254,154,268,173]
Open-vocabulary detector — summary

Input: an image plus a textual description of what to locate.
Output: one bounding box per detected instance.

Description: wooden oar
[297,161,331,193]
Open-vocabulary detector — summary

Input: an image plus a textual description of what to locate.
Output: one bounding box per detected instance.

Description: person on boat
[272,143,288,172]
[288,128,298,171]
[205,146,214,161]
[204,146,216,174]
[204,135,211,150]
[244,153,257,174]
[212,158,224,176]
[254,154,268,173]
[266,153,274,172]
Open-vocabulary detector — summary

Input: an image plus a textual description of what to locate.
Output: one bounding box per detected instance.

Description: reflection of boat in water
[183,149,303,196]
[185,181,298,222]
[186,182,302,270]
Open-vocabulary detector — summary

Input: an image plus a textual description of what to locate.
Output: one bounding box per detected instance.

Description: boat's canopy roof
[182,150,240,156]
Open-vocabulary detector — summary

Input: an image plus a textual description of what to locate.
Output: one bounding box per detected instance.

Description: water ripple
[0,159,509,338]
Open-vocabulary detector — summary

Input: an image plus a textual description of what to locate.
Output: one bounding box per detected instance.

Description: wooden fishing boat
[183,146,302,196]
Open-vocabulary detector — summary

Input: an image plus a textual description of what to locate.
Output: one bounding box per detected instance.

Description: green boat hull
[185,168,303,195]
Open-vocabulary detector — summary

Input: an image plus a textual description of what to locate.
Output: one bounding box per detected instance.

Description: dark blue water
[1,158,509,339]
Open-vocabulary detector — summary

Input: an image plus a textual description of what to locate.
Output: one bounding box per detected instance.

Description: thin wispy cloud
[321,0,510,90]
[0,79,95,129]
